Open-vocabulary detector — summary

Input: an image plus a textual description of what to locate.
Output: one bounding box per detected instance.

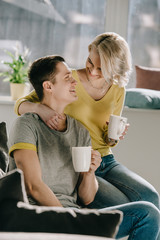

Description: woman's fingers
[46,119,58,130]
[46,114,65,130]
[46,116,59,130]
[119,123,130,140]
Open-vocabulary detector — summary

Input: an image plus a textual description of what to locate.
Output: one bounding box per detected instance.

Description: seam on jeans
[123,211,149,240]
[124,213,141,221]
[123,213,141,240]
[106,177,142,201]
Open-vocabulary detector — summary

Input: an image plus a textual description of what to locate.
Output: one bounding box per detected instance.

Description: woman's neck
[77,68,112,101]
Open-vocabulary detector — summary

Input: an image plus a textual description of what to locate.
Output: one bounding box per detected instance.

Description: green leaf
[1,71,11,76]
[5,50,15,59]
[1,47,30,84]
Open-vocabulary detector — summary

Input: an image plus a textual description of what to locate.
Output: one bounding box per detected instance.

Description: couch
[0,232,113,240]
[0,122,123,240]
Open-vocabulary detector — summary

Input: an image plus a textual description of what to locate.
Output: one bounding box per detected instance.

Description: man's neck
[41,98,67,132]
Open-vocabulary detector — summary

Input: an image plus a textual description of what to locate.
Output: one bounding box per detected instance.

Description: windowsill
[0,96,160,112]
[0,96,15,104]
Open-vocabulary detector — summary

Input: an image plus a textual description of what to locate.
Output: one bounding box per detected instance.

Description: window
[127,0,160,87]
[0,0,107,96]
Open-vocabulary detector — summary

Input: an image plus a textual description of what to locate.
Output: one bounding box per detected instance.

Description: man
[8,55,101,207]
[8,55,160,239]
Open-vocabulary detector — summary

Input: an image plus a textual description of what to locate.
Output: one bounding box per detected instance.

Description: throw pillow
[0,122,9,172]
[124,88,160,109]
[0,169,123,238]
[135,65,160,90]
[0,169,28,203]
[0,200,122,238]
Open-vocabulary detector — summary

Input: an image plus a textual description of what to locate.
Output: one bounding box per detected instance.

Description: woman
[15,32,160,209]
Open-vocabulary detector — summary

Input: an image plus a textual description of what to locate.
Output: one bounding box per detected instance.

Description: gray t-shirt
[9,113,91,208]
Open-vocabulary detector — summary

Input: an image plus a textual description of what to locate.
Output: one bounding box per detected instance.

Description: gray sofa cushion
[0,169,123,239]
[125,88,160,109]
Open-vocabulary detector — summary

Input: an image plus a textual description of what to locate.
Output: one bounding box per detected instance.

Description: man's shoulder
[21,112,39,119]
[12,113,40,130]
[17,113,39,122]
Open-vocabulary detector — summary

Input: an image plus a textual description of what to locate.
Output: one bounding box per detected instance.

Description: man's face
[52,62,77,104]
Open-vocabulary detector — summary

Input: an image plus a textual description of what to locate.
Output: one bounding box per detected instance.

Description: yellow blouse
[15,69,125,156]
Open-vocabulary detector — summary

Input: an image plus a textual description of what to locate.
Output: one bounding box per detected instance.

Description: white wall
[0,97,17,135]
[113,107,160,194]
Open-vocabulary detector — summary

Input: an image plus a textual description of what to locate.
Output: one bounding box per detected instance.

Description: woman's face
[86,46,103,81]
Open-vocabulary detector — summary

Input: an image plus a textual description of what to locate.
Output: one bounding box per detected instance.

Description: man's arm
[77,150,102,205]
[14,90,64,130]
[14,90,40,116]
[13,149,62,207]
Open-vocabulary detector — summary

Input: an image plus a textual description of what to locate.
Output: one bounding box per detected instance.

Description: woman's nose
[90,68,99,76]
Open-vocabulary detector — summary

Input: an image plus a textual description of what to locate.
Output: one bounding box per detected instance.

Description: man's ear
[43,81,52,92]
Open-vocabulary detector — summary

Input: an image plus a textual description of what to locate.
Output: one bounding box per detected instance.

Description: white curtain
[127,0,160,87]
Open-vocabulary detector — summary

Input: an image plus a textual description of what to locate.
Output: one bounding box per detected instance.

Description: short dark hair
[28,55,65,101]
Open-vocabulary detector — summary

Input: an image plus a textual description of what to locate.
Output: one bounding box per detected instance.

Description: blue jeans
[86,154,160,239]
[93,154,160,209]
[99,201,160,239]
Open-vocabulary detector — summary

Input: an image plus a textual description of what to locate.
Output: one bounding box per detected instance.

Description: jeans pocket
[96,154,117,177]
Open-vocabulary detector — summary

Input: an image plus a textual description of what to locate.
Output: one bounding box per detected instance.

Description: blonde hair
[88,32,132,87]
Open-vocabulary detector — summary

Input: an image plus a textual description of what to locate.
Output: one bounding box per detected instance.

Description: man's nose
[71,77,77,85]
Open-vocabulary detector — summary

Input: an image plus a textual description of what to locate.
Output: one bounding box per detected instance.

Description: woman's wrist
[35,103,44,115]
[106,137,118,146]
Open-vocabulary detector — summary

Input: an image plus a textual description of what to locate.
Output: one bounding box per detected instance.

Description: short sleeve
[8,115,37,157]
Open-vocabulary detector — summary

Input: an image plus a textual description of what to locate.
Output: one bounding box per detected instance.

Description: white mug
[108,114,128,140]
[72,146,91,172]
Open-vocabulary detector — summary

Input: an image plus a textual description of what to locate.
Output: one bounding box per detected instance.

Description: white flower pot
[10,83,30,101]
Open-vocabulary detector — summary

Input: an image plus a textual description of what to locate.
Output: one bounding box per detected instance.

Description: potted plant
[0,46,30,100]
